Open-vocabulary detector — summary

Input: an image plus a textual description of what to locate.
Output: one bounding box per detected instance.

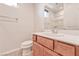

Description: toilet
[21,40,32,56]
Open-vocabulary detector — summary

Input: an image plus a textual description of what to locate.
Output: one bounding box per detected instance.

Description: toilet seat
[21,40,32,48]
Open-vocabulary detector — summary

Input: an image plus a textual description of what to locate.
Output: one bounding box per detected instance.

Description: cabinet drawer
[33,35,37,41]
[37,36,53,50]
[44,47,60,56]
[54,41,75,56]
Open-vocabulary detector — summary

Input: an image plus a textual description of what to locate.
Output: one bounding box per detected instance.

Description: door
[44,47,60,56]
[32,42,44,56]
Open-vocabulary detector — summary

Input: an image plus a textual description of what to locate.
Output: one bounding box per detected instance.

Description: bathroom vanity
[32,32,79,56]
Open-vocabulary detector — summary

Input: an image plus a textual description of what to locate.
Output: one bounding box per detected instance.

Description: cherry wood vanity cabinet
[32,34,79,56]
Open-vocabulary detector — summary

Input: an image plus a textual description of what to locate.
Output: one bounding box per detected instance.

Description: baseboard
[0,48,23,56]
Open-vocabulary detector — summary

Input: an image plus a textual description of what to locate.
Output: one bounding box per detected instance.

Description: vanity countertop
[33,32,79,46]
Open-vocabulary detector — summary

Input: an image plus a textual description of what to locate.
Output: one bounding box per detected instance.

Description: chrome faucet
[51,26,58,33]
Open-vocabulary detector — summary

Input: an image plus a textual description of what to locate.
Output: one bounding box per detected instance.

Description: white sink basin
[41,32,64,37]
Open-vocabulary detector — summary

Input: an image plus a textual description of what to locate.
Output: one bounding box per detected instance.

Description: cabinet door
[32,42,44,56]
[44,47,60,56]
[76,46,79,56]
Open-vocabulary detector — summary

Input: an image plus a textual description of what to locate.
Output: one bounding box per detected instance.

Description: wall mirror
[44,3,79,30]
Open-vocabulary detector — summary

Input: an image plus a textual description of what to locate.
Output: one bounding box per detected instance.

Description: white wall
[34,3,45,32]
[64,3,79,28]
[0,3,34,52]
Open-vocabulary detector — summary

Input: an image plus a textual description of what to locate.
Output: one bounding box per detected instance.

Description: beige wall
[0,3,34,52]
[64,3,79,28]
[34,3,45,32]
